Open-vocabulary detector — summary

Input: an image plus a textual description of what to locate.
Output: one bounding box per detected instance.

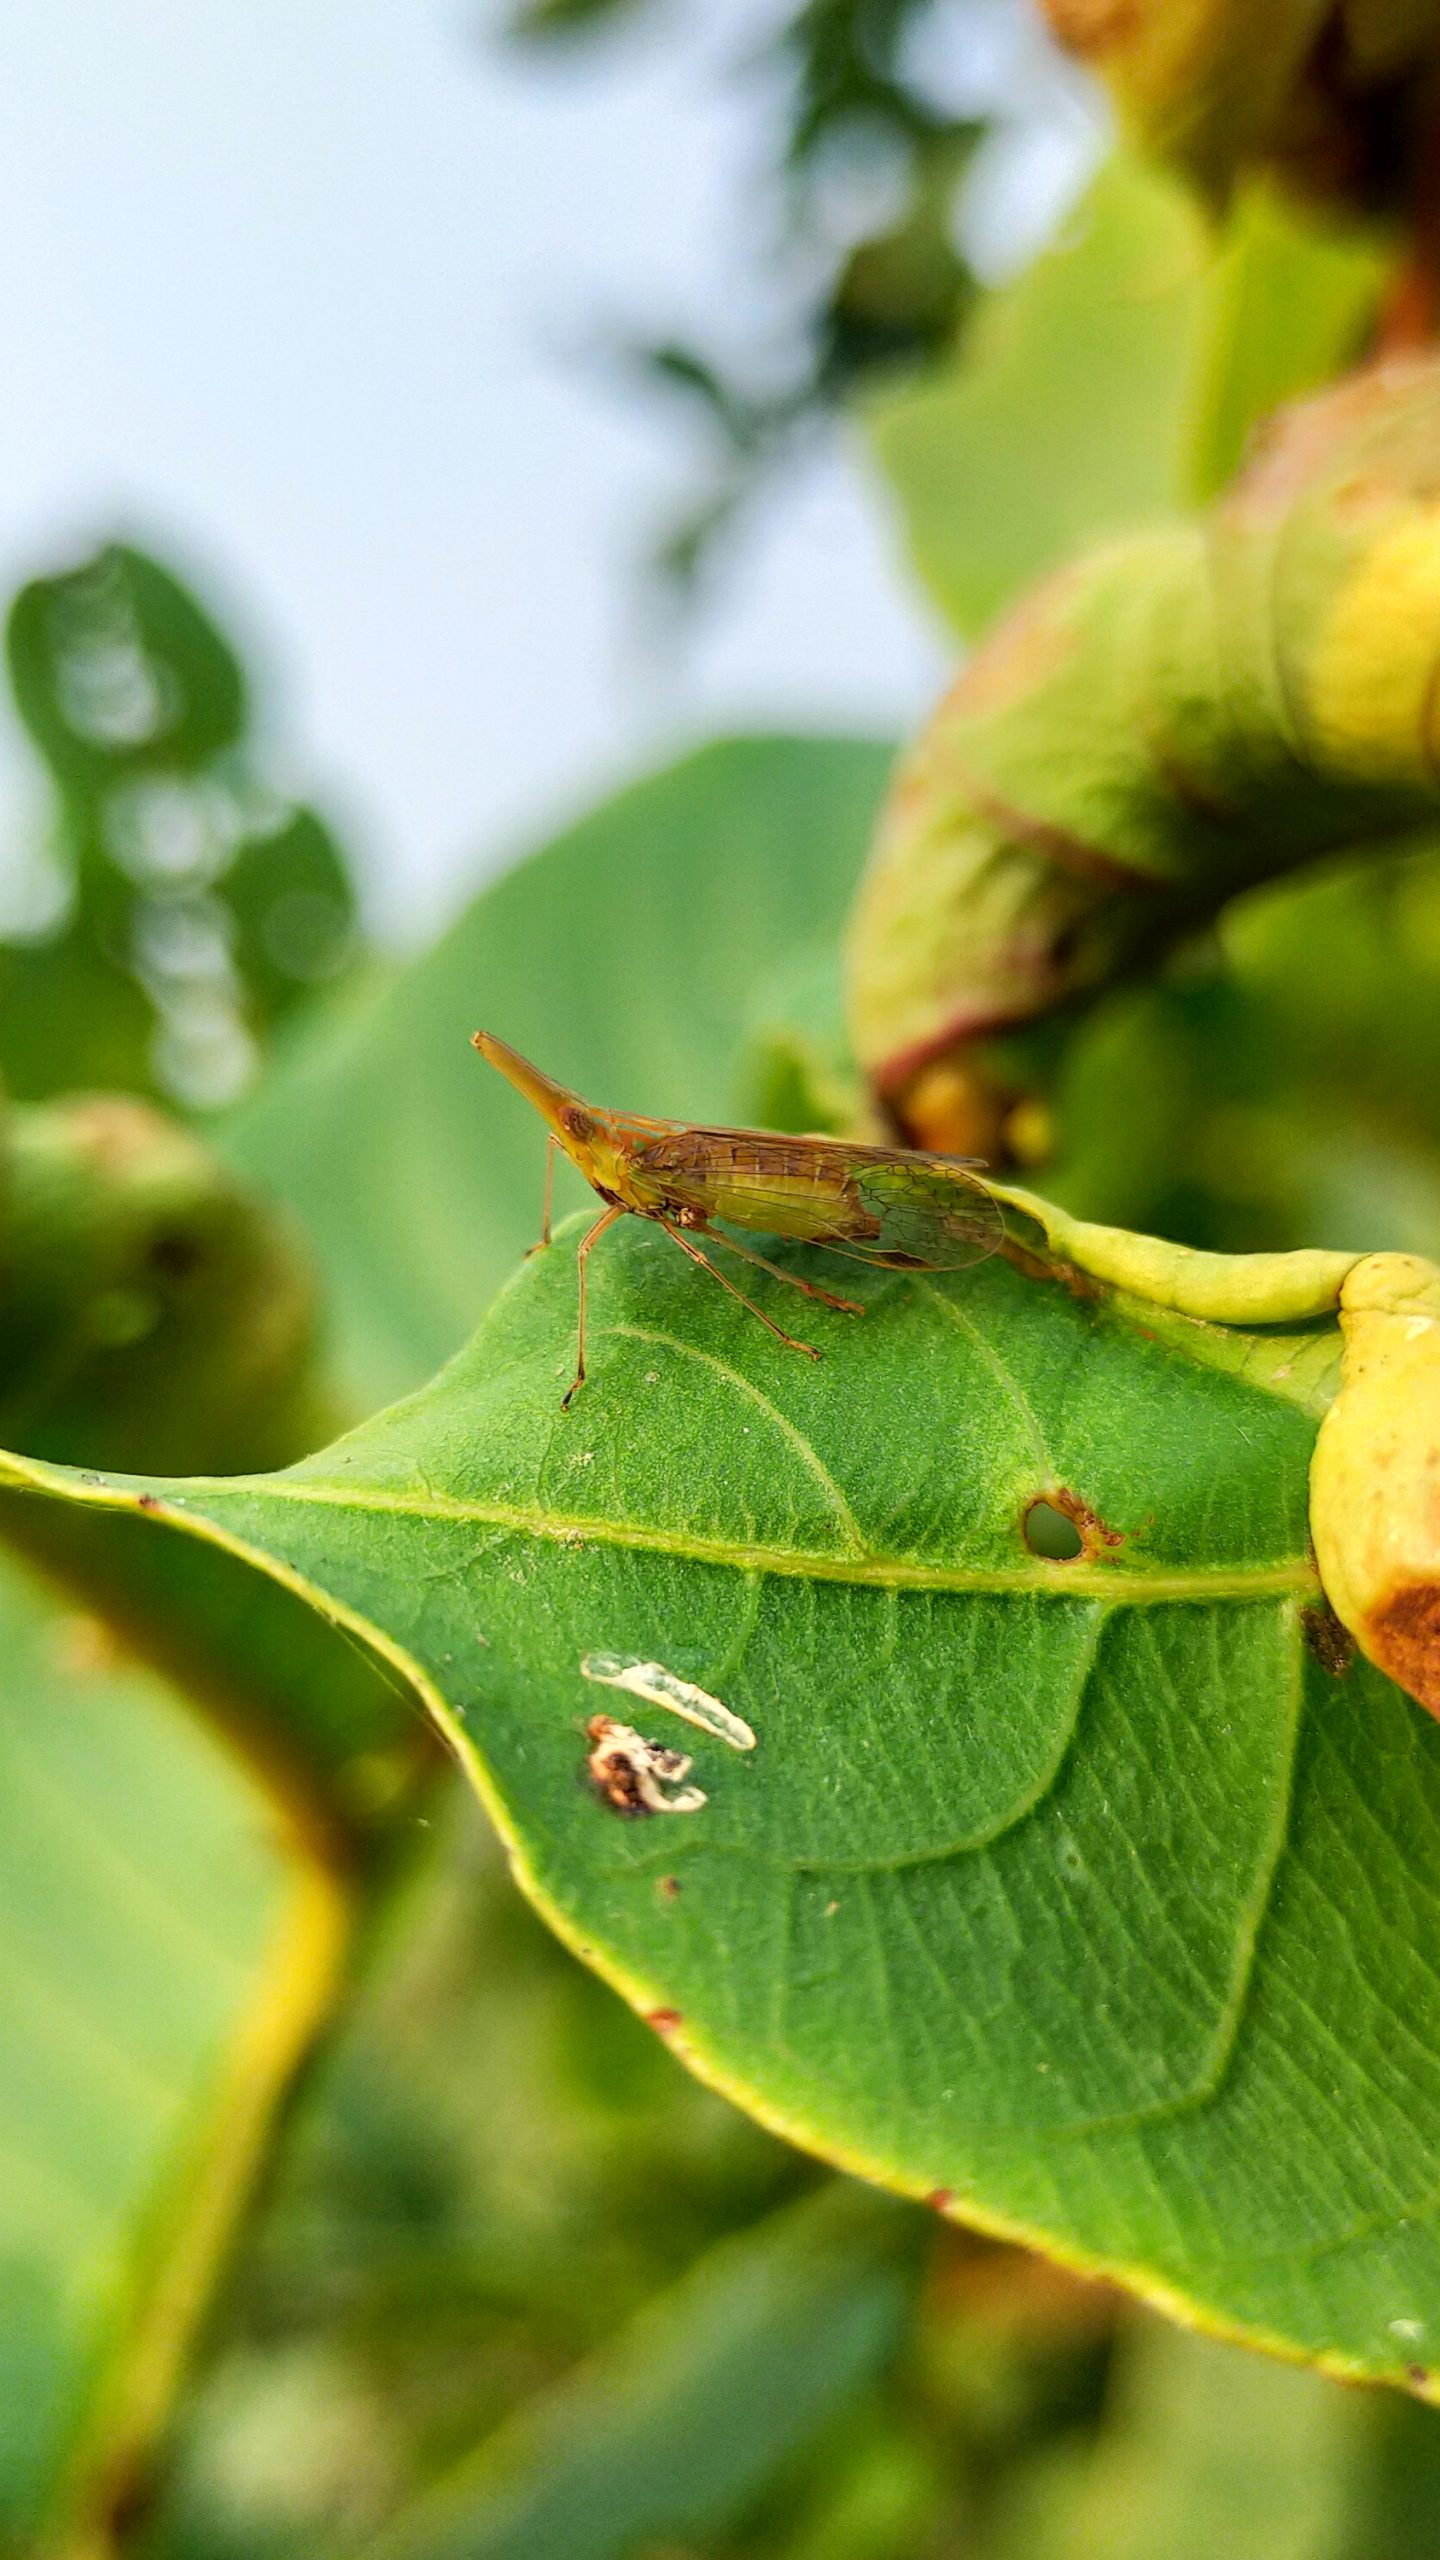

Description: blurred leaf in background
[506,0,1061,589]
[866,149,1387,637]
[856,134,1440,1272]
[0,543,363,1112]
[0,1544,346,2554]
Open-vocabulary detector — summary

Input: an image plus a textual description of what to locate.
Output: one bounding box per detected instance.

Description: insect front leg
[658,1217,820,1362]
[706,1226,865,1315]
[527,1134,561,1256]
[562,1203,625,1408]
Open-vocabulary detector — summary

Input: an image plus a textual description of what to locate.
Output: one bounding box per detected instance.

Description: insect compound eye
[561,1105,595,1145]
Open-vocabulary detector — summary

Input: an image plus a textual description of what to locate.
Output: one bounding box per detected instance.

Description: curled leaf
[846,358,1440,1141]
[1310,1252,1440,1716]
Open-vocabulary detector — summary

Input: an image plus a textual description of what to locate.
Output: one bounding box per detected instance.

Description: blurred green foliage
[8,7,1440,2554]
[0,543,360,1111]
[507,0,994,585]
[867,152,1385,636]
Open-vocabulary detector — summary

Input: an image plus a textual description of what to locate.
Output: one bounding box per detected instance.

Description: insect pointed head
[472,1030,578,1131]
[472,1031,619,1185]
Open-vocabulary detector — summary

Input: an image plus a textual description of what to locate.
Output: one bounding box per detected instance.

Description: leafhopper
[473,1030,1002,1405]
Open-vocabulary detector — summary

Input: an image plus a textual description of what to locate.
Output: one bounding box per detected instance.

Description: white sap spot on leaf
[1390,2317,1426,2341]
[581,1653,757,1752]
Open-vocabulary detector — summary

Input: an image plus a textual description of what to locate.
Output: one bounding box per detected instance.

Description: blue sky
[0,0,1091,938]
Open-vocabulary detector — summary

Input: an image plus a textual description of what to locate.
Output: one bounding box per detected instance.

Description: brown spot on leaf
[1410,2364,1430,2390]
[647,2007,682,2035]
[1024,1487,1122,1563]
[926,2188,955,2214]
[1302,1601,1356,1680]
[1369,1579,1440,1718]
[136,1493,162,1513]
[657,1874,681,1903]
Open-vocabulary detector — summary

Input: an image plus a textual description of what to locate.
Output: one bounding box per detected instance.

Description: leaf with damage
[4,1213,1440,2389]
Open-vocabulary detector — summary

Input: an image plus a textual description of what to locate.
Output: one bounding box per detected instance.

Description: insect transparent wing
[689,1138,1006,1272]
[837,1158,1006,1271]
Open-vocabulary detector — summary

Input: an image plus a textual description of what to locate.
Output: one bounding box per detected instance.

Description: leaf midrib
[152,1478,1318,1603]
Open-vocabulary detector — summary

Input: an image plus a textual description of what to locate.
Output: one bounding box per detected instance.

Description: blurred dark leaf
[1036,839,1440,1271]
[356,2183,918,2560]
[225,808,358,1022]
[990,2312,1360,2560]
[0,1084,427,2546]
[140,1797,814,2560]
[7,543,246,789]
[507,0,657,35]
[510,0,997,588]
[0,543,362,1111]
[0,1542,331,2553]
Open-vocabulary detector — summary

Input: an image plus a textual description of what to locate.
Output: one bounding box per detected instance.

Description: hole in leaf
[1024,1499,1084,1561]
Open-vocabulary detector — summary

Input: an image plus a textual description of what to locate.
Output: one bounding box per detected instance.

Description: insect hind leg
[706,1225,864,1316]
[658,1219,820,1361]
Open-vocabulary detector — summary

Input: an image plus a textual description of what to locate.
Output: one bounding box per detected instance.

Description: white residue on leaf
[585,1715,707,1816]
[581,1653,757,1752]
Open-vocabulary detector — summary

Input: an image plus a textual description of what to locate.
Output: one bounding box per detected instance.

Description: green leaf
[223,807,356,1031]
[0,1542,344,2548]
[7,1211,1440,2388]
[995,2312,1361,2560]
[7,545,244,791]
[223,736,894,1412]
[865,157,1384,637]
[141,1784,810,2556]
[0,1085,420,1833]
[0,543,362,1108]
[1032,839,1440,1270]
[0,1088,420,2541]
[357,2185,916,2560]
[1182,189,1386,501]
